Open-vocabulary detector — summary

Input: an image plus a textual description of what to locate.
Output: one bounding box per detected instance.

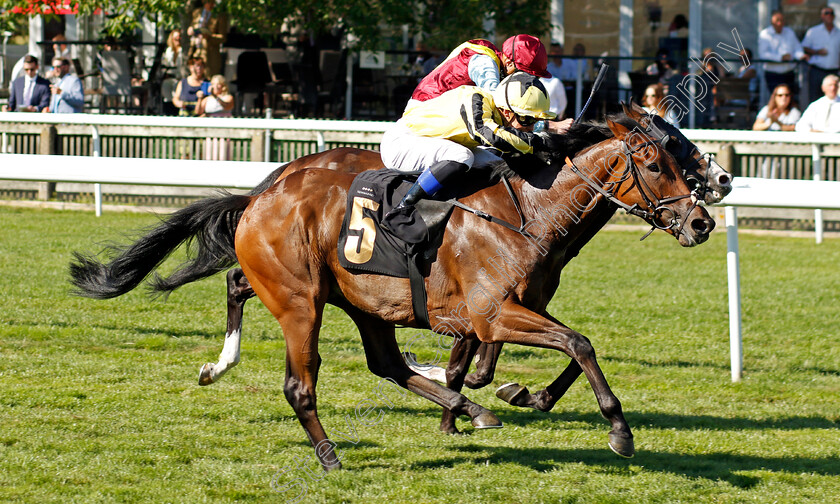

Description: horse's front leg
[496,312,583,412]
[483,301,634,458]
[199,268,254,385]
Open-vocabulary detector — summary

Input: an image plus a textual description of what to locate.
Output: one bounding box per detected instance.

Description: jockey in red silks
[406,34,552,110]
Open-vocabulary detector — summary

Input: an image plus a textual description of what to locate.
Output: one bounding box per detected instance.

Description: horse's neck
[516,138,624,251]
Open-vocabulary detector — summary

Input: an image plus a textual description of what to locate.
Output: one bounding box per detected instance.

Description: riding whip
[573,63,610,125]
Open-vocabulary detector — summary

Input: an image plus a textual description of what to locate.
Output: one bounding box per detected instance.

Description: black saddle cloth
[338,169,454,278]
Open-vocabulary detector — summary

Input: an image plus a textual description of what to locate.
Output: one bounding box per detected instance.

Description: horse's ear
[630,100,647,115]
[606,118,631,139]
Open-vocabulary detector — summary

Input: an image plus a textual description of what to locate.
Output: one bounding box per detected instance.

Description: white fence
[2,124,839,383]
[714,177,840,382]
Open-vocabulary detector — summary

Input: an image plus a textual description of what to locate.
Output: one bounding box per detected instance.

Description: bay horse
[198,103,732,389]
[70,116,714,468]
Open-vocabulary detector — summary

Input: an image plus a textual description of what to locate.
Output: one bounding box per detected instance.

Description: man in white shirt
[759,11,807,93]
[802,6,840,103]
[795,74,840,132]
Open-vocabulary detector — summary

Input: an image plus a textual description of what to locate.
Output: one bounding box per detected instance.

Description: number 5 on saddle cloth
[338,169,455,328]
[338,168,534,328]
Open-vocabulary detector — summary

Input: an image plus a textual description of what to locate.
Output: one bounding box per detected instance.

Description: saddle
[338,170,454,327]
[338,167,533,328]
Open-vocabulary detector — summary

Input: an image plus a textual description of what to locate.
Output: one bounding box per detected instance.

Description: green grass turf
[1,207,838,503]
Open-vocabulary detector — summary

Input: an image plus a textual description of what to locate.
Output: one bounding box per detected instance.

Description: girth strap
[407,252,431,329]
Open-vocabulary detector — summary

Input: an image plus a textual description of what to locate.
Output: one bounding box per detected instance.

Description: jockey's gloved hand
[529,132,551,153]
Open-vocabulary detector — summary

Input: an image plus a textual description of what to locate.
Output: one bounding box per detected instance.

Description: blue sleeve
[62,77,85,108]
[468,54,502,92]
[8,83,17,110]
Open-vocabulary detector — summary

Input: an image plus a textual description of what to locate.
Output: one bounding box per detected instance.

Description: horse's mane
[503,112,641,178]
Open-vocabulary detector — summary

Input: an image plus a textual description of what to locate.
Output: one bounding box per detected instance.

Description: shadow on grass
[410,445,840,487]
[494,409,840,431]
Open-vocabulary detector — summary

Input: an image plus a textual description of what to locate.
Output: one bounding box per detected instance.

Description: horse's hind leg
[199,268,254,385]
[344,308,502,431]
[439,336,481,434]
[463,342,503,389]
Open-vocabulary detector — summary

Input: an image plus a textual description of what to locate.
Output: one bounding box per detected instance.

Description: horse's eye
[647,163,660,173]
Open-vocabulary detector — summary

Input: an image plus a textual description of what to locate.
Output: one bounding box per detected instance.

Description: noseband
[565,139,695,240]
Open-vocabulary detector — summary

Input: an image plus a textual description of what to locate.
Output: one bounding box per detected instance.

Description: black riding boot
[384,181,428,220]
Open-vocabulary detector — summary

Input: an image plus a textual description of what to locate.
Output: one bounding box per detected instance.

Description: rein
[449,176,536,240]
[564,139,694,240]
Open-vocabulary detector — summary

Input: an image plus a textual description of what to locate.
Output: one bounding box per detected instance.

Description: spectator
[197,75,234,160]
[758,10,806,93]
[641,83,680,127]
[668,14,689,38]
[163,29,185,69]
[646,47,679,84]
[162,29,185,115]
[196,74,234,117]
[2,55,50,112]
[701,47,726,80]
[795,74,840,132]
[728,48,759,109]
[753,84,800,131]
[52,34,71,60]
[172,57,210,116]
[45,34,72,80]
[188,0,230,76]
[557,43,589,81]
[48,57,84,113]
[545,42,563,79]
[539,42,568,128]
[801,6,840,103]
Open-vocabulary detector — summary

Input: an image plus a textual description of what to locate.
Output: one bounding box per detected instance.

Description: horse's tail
[70,192,252,299]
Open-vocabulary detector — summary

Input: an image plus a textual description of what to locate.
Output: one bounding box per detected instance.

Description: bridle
[637,113,716,200]
[565,138,696,240]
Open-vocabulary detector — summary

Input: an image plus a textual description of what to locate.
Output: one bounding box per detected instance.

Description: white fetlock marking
[210,329,241,382]
[408,362,447,383]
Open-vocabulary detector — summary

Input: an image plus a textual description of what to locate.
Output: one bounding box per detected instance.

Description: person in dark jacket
[3,55,51,112]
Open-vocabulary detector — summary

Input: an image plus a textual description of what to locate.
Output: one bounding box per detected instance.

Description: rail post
[37,126,57,200]
[812,144,824,244]
[91,126,102,216]
[725,205,743,383]
[250,132,265,162]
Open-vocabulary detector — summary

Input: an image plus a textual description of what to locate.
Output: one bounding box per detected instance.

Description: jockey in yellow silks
[380,72,557,219]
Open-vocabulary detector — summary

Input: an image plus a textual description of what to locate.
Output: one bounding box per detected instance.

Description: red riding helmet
[503,34,551,78]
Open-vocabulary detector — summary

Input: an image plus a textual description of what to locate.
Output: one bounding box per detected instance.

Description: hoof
[608,431,635,458]
[496,382,529,406]
[471,411,503,429]
[198,363,215,386]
